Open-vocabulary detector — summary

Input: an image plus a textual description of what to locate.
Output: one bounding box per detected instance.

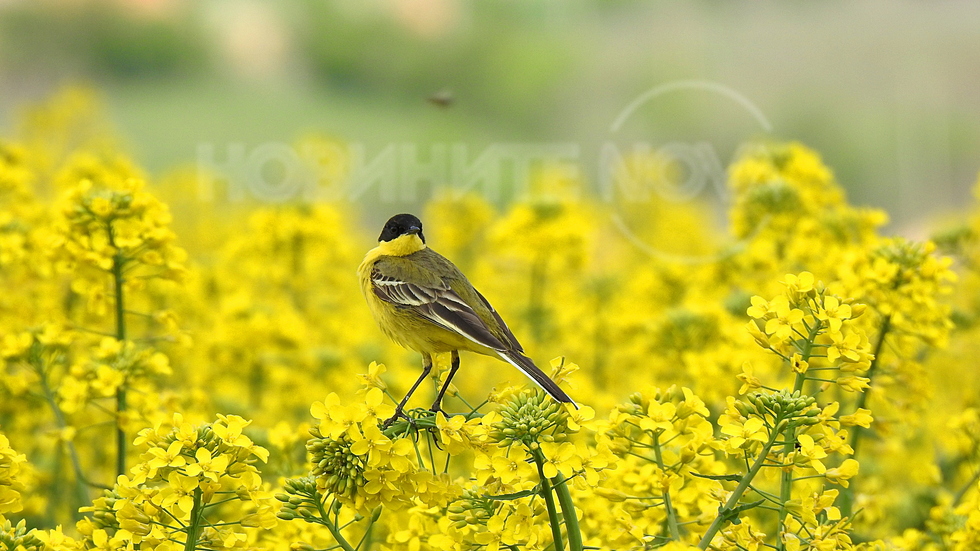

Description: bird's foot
[382,408,412,429]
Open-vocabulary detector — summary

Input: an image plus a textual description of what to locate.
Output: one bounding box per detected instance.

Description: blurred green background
[0,0,978,231]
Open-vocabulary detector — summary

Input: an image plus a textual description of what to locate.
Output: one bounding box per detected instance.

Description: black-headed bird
[358,213,576,422]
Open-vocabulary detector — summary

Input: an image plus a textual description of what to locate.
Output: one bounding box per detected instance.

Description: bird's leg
[384,353,433,428]
[430,350,460,414]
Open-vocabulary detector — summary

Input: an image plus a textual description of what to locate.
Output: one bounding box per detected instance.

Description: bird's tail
[497,350,578,409]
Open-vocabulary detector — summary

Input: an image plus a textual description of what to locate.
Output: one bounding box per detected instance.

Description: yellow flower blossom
[157,472,199,514]
[640,401,676,433]
[836,376,871,393]
[721,417,769,451]
[825,459,861,487]
[839,408,874,428]
[737,362,763,394]
[146,441,186,476]
[183,448,230,482]
[794,434,828,473]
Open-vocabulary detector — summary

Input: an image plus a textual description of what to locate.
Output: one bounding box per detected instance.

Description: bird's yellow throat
[375,234,426,257]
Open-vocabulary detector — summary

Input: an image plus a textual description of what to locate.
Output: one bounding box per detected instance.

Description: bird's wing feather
[473,289,524,353]
[371,260,507,351]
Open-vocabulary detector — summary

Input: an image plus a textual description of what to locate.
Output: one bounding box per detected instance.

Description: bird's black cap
[379,213,425,243]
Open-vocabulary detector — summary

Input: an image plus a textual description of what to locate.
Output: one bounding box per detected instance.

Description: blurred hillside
[0,0,978,231]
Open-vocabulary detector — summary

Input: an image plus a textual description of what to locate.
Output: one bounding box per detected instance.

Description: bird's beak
[406,226,421,235]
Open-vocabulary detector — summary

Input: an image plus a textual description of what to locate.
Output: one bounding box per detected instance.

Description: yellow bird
[358,213,576,422]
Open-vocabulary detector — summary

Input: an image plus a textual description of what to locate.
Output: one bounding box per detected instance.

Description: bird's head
[377,213,426,256]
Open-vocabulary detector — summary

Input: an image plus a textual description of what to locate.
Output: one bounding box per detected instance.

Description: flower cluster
[0,434,27,515]
[1,88,977,551]
[51,165,186,281]
[75,413,275,551]
[59,338,171,415]
[745,272,873,392]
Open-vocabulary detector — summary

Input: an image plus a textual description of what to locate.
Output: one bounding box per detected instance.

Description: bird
[358,213,576,423]
[427,88,454,108]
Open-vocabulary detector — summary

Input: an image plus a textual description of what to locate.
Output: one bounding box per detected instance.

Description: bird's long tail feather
[497,351,578,408]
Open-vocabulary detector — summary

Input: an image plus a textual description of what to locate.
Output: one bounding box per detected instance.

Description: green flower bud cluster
[306,429,366,500]
[874,239,930,273]
[75,188,137,221]
[737,390,820,429]
[275,476,320,521]
[79,489,124,533]
[162,424,217,450]
[653,308,719,353]
[491,390,568,446]
[627,391,649,412]
[627,387,680,411]
[93,342,169,382]
[744,180,801,218]
[0,519,43,551]
[447,490,497,530]
[157,424,260,473]
[625,386,701,418]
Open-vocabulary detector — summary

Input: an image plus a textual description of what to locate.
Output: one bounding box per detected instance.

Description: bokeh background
[5,2,980,548]
[1,0,979,231]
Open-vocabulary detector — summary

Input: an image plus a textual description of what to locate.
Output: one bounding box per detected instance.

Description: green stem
[183,488,203,551]
[652,432,681,541]
[533,450,565,551]
[776,376,807,551]
[35,357,90,517]
[841,314,891,517]
[848,314,891,457]
[697,425,781,550]
[108,228,128,478]
[528,255,548,343]
[953,469,980,506]
[315,497,357,551]
[552,473,583,551]
[775,318,820,551]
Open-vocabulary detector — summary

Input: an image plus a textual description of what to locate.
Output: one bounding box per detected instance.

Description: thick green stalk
[183,488,203,551]
[775,319,819,551]
[108,227,128,477]
[533,450,565,551]
[552,473,583,551]
[698,425,781,550]
[653,432,681,541]
[776,373,808,550]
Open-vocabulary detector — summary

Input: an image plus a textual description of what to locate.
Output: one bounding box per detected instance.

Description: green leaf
[487,489,537,501]
[693,472,743,482]
[721,499,767,525]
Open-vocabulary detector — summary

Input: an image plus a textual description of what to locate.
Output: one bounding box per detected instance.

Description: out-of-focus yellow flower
[0,434,26,514]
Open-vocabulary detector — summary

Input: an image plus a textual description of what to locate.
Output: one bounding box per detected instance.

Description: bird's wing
[473,289,524,353]
[370,259,508,352]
